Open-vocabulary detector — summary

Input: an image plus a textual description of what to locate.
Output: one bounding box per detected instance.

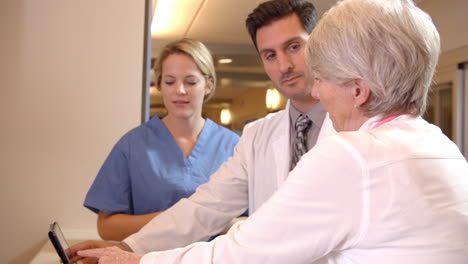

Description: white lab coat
[124,102,334,253]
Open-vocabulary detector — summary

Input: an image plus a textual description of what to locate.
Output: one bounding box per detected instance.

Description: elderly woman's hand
[78,246,143,264]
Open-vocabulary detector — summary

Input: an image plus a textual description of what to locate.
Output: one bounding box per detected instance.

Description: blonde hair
[154,38,216,102]
[306,0,440,117]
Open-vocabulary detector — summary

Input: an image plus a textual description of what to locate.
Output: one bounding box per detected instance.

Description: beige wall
[419,0,468,54]
[417,0,468,83]
[419,0,468,144]
[419,0,468,83]
[1,0,146,263]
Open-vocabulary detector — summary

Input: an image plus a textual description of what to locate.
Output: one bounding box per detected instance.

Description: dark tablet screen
[48,222,70,264]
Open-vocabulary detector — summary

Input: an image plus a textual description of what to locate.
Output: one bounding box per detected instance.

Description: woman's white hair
[306,0,440,117]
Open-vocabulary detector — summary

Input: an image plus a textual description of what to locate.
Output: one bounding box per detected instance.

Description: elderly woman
[78,0,468,263]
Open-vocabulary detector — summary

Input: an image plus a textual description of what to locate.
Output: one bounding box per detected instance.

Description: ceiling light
[151,0,204,38]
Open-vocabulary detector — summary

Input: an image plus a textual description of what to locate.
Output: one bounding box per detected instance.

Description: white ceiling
[152,0,340,52]
[188,0,344,45]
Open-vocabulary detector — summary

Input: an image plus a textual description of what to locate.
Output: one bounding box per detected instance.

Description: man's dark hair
[246,0,318,50]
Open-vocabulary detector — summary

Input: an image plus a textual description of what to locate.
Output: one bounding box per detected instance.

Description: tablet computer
[48,222,70,264]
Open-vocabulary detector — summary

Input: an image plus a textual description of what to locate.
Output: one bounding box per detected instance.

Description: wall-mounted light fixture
[266,88,281,111]
[220,108,232,125]
[218,58,233,64]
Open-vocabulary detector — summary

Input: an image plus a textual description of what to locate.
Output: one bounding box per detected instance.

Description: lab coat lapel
[272,101,292,186]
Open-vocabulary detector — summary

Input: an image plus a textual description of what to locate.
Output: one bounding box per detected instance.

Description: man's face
[256,14,311,101]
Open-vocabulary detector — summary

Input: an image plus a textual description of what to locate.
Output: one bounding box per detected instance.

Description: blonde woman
[84,39,239,241]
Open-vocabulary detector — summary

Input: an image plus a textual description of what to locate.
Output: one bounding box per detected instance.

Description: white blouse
[141,115,468,264]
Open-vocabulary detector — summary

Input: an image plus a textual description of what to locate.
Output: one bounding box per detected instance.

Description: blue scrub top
[84,116,239,215]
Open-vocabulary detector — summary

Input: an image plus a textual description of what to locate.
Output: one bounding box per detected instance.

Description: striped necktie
[291,114,312,170]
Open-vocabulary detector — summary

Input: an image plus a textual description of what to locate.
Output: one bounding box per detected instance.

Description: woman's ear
[352,79,370,107]
[205,77,214,95]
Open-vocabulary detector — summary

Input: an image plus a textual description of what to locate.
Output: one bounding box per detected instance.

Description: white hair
[306,0,440,117]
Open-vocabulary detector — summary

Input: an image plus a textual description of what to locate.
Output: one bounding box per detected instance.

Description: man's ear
[352,79,370,107]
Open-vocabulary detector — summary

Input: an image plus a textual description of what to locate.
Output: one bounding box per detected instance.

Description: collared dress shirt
[289,103,326,170]
[289,102,326,156]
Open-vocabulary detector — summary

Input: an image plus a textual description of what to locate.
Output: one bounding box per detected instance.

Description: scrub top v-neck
[84,116,239,215]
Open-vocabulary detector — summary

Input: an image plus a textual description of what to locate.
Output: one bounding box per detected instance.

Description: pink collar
[370,113,409,129]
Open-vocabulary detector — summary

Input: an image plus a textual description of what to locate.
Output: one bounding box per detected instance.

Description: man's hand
[66,240,126,264]
[78,246,143,264]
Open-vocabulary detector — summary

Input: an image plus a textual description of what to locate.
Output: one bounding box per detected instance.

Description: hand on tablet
[66,240,125,264]
[77,246,142,264]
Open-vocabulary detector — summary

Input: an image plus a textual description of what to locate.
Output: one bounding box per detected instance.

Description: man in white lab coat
[68,0,334,261]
